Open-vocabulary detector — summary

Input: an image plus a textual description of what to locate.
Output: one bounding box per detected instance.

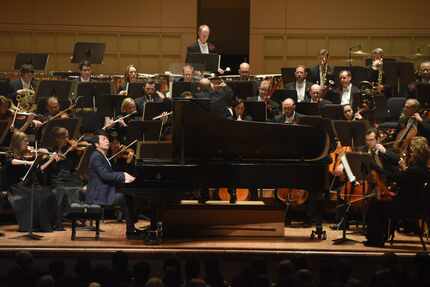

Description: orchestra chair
[67,203,103,240]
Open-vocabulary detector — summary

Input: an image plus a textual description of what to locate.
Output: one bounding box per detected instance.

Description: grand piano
[128,99,331,242]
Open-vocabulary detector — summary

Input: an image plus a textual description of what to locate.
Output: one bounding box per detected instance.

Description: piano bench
[67,203,103,241]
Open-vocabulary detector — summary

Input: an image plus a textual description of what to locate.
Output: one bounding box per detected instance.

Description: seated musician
[309,49,334,87]
[86,130,139,238]
[306,84,332,108]
[239,62,253,81]
[342,104,362,121]
[400,98,430,144]
[135,80,166,114]
[8,64,37,105]
[118,64,138,96]
[285,65,312,103]
[365,136,430,247]
[274,98,302,124]
[176,64,195,83]
[367,48,385,93]
[49,127,83,230]
[407,61,430,98]
[79,61,92,83]
[6,131,58,232]
[247,79,280,121]
[228,98,252,121]
[332,71,360,106]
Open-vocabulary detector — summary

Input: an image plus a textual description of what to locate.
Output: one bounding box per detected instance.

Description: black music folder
[15,53,49,70]
[226,80,258,100]
[71,42,106,64]
[125,120,163,143]
[244,101,266,122]
[296,103,320,116]
[320,104,344,120]
[172,81,198,98]
[187,53,220,73]
[271,89,298,104]
[95,94,126,117]
[127,82,146,99]
[333,120,369,147]
[416,83,430,109]
[76,82,111,110]
[142,101,172,121]
[40,118,81,149]
[37,80,73,100]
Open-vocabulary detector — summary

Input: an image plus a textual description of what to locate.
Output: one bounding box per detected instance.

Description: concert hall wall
[250,0,430,73]
[0,0,197,74]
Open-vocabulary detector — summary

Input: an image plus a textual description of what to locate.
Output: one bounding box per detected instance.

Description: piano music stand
[15,53,49,71]
[71,42,106,64]
[333,152,372,245]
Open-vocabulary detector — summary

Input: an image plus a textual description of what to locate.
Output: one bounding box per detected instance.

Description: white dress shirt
[198,39,209,54]
[296,80,306,102]
[341,83,352,105]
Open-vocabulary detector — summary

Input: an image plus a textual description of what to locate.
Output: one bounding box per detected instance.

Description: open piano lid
[172,99,330,162]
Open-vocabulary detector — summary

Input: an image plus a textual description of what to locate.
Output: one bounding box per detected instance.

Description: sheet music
[340,153,356,183]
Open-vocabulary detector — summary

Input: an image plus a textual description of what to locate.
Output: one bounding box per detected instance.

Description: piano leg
[308,190,327,240]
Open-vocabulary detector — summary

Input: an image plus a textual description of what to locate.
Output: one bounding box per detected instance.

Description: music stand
[172,82,198,99]
[76,82,111,111]
[142,102,172,121]
[0,120,10,146]
[187,53,220,73]
[71,42,106,64]
[127,82,146,99]
[332,120,369,148]
[15,53,49,71]
[126,120,163,144]
[320,104,344,120]
[416,83,430,110]
[333,152,373,245]
[271,89,298,104]
[296,103,320,116]
[226,80,258,100]
[244,101,266,122]
[95,94,114,117]
[40,118,81,149]
[37,80,73,101]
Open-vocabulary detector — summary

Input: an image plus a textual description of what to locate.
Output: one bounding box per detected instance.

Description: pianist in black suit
[86,131,140,238]
[8,64,38,104]
[247,79,280,121]
[285,65,312,103]
[273,98,302,124]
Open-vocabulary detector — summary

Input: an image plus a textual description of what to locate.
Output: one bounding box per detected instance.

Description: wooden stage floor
[0,220,426,257]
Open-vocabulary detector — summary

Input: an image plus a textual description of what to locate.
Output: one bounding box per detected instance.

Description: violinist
[49,127,83,230]
[5,131,58,232]
[108,131,135,173]
[365,136,430,247]
[118,64,138,96]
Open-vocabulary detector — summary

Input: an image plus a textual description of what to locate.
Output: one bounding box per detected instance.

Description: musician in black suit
[273,98,302,124]
[86,131,140,238]
[308,49,335,86]
[365,136,430,247]
[247,79,280,121]
[330,70,360,106]
[367,48,386,93]
[407,61,430,99]
[8,64,38,105]
[135,80,166,114]
[285,66,312,103]
[306,84,332,108]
